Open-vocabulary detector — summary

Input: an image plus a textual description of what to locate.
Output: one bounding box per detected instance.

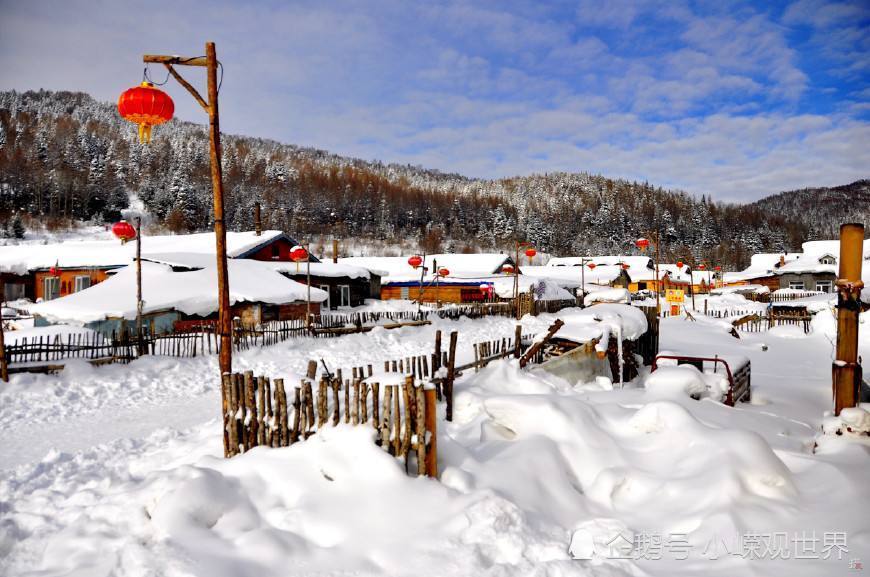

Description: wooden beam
[519,319,564,368]
[143,54,208,66]
[163,64,209,112]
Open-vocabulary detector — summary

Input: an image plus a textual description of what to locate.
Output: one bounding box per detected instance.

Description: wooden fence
[222,370,438,477]
[704,308,814,334]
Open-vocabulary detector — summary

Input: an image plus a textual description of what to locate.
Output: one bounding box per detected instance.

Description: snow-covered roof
[774,239,870,276]
[340,253,512,281]
[143,252,371,280]
[30,259,328,325]
[710,284,770,295]
[520,265,622,286]
[542,303,648,346]
[0,230,308,274]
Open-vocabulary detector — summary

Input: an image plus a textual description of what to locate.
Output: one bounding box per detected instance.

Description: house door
[43,276,60,300]
[320,285,331,310]
[340,285,351,307]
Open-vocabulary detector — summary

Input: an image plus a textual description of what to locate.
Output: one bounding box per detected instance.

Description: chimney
[332,239,339,264]
[779,254,785,267]
[254,202,262,236]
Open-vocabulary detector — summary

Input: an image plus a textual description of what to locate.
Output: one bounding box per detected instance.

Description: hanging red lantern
[290,245,309,262]
[112,220,137,244]
[49,266,60,277]
[676,260,684,268]
[525,247,537,259]
[408,255,423,269]
[635,237,650,250]
[438,267,450,277]
[117,82,174,143]
[479,283,490,294]
[698,263,706,270]
[714,265,722,271]
[621,263,630,270]
[587,262,597,270]
[502,264,515,274]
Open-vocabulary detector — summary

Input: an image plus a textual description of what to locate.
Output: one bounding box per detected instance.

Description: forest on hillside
[0,89,840,269]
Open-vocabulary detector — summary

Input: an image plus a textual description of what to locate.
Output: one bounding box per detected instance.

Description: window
[400,286,409,299]
[788,281,805,290]
[815,281,833,293]
[74,275,91,292]
[43,276,60,300]
[819,254,836,265]
[271,244,280,259]
[319,284,331,310]
[340,285,351,307]
[4,283,24,301]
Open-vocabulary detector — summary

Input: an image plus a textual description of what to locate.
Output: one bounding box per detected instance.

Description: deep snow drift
[1,305,869,576]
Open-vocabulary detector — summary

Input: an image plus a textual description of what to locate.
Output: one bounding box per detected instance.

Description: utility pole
[306,241,312,325]
[143,42,232,376]
[135,217,144,356]
[0,279,7,382]
[833,223,864,415]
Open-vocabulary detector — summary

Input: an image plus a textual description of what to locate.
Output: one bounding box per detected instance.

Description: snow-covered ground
[1,302,868,576]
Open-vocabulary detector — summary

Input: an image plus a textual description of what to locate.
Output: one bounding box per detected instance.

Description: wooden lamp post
[132,43,232,376]
[635,232,661,317]
[513,241,535,319]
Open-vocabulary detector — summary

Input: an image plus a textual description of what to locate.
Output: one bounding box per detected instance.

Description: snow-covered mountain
[0,89,864,268]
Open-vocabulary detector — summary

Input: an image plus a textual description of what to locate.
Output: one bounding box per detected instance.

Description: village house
[30,259,328,335]
[0,229,314,302]
[340,253,523,304]
[772,240,870,292]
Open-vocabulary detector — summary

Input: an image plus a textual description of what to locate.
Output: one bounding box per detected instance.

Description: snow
[540,303,648,345]
[1,298,870,576]
[340,253,511,280]
[144,252,372,279]
[29,260,328,324]
[584,287,630,304]
[711,284,770,295]
[0,230,292,274]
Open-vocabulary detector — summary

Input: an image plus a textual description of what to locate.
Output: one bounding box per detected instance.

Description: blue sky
[0,0,867,202]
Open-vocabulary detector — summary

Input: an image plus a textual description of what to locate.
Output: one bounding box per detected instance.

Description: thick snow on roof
[543,303,648,345]
[0,230,294,274]
[340,253,511,281]
[775,239,870,276]
[520,265,621,286]
[144,253,371,280]
[30,259,327,325]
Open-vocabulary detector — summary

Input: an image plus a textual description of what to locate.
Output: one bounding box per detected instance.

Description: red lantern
[479,283,490,294]
[112,220,137,244]
[587,262,597,270]
[408,255,423,269]
[621,263,630,270]
[676,260,684,268]
[714,265,722,271]
[698,263,706,270]
[525,247,537,259]
[438,268,450,277]
[290,245,309,262]
[49,266,60,277]
[117,82,174,143]
[635,238,650,250]
[502,264,515,274]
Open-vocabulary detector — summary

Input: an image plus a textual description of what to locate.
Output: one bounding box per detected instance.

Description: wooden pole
[203,42,233,377]
[135,217,144,356]
[514,242,520,319]
[654,230,661,318]
[833,223,864,415]
[332,238,339,264]
[0,278,8,382]
[445,330,458,421]
[254,202,262,236]
[580,258,586,308]
[424,386,438,477]
[306,241,311,327]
